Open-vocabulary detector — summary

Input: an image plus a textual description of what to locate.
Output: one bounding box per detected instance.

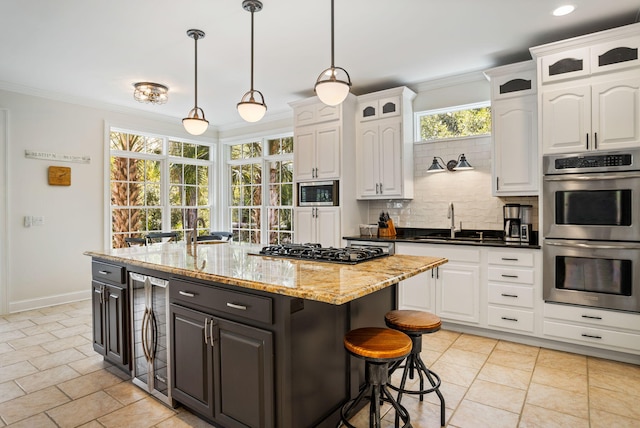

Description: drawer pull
[581,333,602,340]
[226,302,248,311]
[98,270,110,275]
[501,258,518,261]
[179,291,196,298]
[581,315,602,320]
[501,317,518,322]
[501,274,518,278]
[501,293,518,298]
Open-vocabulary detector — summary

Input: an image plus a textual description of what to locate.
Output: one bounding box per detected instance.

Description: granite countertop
[85,243,447,305]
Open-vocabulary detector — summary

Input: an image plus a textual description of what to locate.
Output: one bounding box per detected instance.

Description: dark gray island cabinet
[86,244,445,428]
[91,260,128,370]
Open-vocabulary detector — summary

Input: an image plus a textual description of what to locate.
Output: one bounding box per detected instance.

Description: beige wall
[0,89,215,313]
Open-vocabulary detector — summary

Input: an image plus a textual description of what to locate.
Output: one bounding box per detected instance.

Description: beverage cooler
[129,272,172,405]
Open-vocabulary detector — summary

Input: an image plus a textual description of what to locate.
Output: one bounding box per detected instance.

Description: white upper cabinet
[294,122,341,181]
[542,78,640,153]
[484,61,538,196]
[531,22,640,154]
[355,87,416,200]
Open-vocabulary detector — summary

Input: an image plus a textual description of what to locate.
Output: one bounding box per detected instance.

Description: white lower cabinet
[486,248,539,335]
[396,243,480,324]
[543,303,640,353]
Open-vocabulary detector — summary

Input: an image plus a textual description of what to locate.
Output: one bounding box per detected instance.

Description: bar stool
[340,327,413,428]
[385,310,446,427]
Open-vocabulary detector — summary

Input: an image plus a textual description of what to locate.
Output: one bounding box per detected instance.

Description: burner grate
[256,244,389,264]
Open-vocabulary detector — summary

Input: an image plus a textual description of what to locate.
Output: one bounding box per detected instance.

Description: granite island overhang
[85,243,447,428]
[84,242,447,305]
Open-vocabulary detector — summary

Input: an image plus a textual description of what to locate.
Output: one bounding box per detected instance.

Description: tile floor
[0,300,639,427]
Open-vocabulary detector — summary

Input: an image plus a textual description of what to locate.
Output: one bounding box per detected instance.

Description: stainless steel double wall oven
[543,149,640,313]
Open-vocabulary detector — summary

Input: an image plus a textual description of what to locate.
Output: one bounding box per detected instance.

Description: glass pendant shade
[237,91,266,122]
[182,107,209,135]
[314,67,351,106]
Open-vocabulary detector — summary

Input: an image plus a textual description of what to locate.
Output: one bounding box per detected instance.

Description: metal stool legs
[340,361,411,428]
[388,334,446,427]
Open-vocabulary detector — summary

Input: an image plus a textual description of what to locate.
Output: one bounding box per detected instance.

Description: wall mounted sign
[48,166,71,186]
[25,150,91,164]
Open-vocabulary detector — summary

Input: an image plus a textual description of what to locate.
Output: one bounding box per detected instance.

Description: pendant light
[182,29,209,135]
[237,0,267,122]
[314,0,352,106]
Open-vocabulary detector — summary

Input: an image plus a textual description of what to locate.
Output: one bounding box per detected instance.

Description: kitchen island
[86,243,446,428]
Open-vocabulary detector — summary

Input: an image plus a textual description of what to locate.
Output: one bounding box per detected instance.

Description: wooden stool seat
[385,310,446,427]
[385,309,441,334]
[344,327,412,361]
[340,327,412,428]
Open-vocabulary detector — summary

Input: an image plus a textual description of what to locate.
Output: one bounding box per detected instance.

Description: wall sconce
[427,154,473,173]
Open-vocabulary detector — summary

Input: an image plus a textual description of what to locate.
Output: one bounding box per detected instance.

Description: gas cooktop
[255,243,390,264]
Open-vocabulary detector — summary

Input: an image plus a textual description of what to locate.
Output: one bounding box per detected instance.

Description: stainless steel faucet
[447,203,459,238]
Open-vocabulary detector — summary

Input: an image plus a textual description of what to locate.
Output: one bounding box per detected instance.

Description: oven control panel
[554,154,632,169]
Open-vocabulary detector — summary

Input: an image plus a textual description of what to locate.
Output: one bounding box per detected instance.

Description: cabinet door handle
[581,333,602,340]
[581,314,602,320]
[586,133,589,150]
[375,183,379,194]
[379,183,383,194]
[496,176,499,191]
[109,294,118,299]
[501,274,518,278]
[594,132,598,149]
[98,270,110,275]
[501,257,518,261]
[501,293,518,298]
[210,320,215,346]
[226,302,248,311]
[501,317,518,322]
[179,291,195,298]
[204,318,209,345]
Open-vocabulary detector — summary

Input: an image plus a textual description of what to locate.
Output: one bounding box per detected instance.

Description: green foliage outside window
[419,106,491,141]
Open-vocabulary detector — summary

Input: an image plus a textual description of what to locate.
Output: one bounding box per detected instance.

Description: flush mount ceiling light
[314,0,352,106]
[553,5,575,16]
[427,154,474,173]
[182,29,209,136]
[133,82,168,105]
[237,0,267,123]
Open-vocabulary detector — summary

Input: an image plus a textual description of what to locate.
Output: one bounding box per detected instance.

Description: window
[415,102,491,142]
[228,136,293,245]
[109,129,213,248]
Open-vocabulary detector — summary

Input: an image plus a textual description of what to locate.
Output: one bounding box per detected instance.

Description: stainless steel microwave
[298,181,339,206]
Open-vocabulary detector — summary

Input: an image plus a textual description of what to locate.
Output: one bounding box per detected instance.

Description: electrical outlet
[32,216,45,226]
[24,216,32,227]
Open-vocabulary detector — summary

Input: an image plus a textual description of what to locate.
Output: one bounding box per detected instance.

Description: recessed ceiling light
[553,5,575,16]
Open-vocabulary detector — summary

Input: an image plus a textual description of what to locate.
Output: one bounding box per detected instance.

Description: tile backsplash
[366,135,539,232]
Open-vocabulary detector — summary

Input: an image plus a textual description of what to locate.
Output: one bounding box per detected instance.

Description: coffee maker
[503,204,521,244]
[519,205,533,244]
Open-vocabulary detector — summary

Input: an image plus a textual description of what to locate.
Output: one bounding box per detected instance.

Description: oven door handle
[545,240,640,250]
[544,173,640,182]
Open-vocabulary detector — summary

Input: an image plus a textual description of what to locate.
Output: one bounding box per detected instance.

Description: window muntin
[415,102,491,142]
[227,136,293,245]
[109,130,213,248]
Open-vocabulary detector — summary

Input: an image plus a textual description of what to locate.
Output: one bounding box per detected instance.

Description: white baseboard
[8,290,91,314]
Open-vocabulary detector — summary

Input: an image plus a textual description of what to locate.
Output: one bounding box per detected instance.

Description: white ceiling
[1,1,638,129]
